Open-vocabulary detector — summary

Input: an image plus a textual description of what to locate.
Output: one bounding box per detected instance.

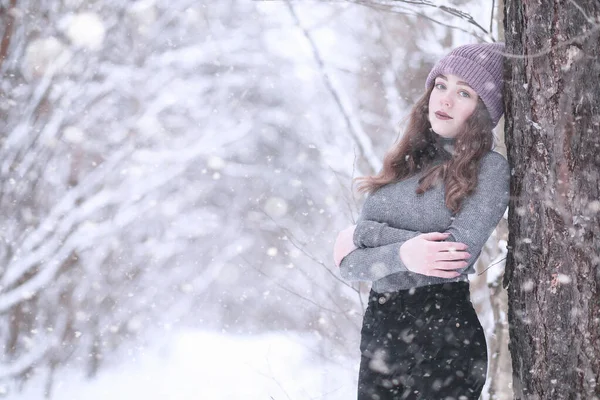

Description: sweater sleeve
[354,219,422,248]
[445,152,510,274]
[341,197,421,282]
[338,241,412,282]
[353,199,422,248]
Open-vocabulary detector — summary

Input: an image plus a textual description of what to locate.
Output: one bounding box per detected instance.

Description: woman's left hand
[333,224,358,267]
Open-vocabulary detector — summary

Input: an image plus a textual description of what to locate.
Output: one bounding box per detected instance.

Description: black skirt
[358,281,487,400]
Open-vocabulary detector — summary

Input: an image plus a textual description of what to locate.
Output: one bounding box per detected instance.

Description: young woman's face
[428,73,479,139]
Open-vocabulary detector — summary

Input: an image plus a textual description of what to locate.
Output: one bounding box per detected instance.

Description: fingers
[420,233,468,251]
[434,250,471,262]
[333,227,358,267]
[342,225,355,235]
[333,247,341,267]
[333,234,343,267]
[428,269,462,279]
[420,232,451,241]
[333,247,344,267]
[432,241,469,252]
[433,261,468,271]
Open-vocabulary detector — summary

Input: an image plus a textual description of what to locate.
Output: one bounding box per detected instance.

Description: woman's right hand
[399,232,470,278]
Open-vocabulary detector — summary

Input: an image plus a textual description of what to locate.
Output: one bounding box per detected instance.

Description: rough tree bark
[504,1,600,399]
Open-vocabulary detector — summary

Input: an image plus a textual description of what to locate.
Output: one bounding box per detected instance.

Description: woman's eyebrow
[437,74,473,88]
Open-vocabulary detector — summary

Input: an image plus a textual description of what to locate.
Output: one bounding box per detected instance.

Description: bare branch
[325,0,494,40]
[285,0,383,173]
[242,256,345,315]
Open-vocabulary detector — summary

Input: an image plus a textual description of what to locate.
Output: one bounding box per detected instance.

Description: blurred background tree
[0,0,512,398]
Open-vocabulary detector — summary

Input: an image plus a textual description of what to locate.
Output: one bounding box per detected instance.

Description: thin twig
[490,0,496,36]
[328,165,359,223]
[478,256,507,276]
[284,0,382,171]
[344,0,491,38]
[567,0,596,24]
[241,255,345,314]
[259,208,356,290]
[503,25,600,60]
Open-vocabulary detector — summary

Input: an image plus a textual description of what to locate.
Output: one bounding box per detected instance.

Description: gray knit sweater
[339,143,510,293]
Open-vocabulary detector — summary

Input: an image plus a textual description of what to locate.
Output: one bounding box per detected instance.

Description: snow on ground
[6,330,357,400]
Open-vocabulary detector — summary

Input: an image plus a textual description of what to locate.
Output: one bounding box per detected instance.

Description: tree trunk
[503,1,600,399]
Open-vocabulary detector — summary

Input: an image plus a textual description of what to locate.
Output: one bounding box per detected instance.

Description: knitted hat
[425,42,505,126]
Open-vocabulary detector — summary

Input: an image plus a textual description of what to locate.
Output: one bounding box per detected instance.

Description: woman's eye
[459,90,471,98]
[435,83,445,90]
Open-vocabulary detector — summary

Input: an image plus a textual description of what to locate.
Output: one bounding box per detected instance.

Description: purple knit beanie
[425,42,505,126]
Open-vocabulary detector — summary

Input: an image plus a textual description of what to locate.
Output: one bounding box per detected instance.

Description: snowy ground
[6,330,357,400]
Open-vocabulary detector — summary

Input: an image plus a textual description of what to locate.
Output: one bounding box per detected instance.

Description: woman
[334,43,509,400]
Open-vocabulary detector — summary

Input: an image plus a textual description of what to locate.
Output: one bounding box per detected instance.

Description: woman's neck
[436,136,456,156]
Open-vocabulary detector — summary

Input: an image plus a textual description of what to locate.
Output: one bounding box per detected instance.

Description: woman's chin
[430,127,455,139]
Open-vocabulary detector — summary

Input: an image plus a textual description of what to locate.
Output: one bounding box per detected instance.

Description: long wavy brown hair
[354,84,495,214]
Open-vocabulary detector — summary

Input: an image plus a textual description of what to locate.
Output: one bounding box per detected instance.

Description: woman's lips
[435,111,452,120]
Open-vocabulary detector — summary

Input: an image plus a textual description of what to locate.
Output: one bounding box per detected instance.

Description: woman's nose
[441,94,452,107]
